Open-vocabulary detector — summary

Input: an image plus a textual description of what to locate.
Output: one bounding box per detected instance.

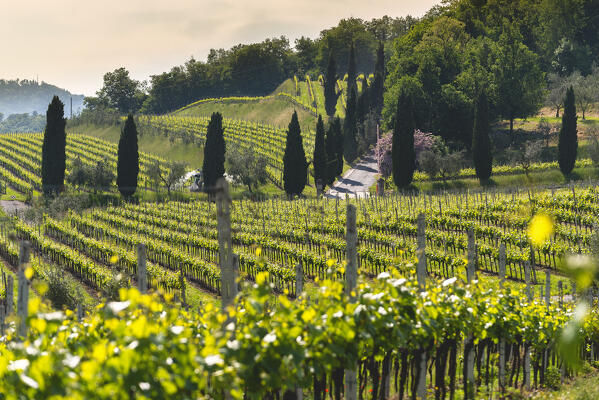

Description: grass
[70,124,204,169]
[531,367,599,400]
[173,94,318,133]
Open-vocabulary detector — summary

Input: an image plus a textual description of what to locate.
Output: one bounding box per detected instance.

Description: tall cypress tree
[392,92,415,188]
[325,120,337,185]
[283,111,307,196]
[333,117,344,177]
[558,86,577,176]
[117,114,139,197]
[343,88,358,163]
[313,115,327,189]
[324,53,339,117]
[356,77,370,124]
[472,91,492,182]
[41,96,66,195]
[346,43,357,98]
[372,42,385,116]
[202,112,226,190]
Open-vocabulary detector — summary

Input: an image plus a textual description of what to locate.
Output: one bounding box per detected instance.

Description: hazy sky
[1,0,438,96]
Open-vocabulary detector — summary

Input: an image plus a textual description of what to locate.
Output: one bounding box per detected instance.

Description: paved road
[325,151,379,198]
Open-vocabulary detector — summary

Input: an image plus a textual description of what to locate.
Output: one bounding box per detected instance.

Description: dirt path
[325,151,379,199]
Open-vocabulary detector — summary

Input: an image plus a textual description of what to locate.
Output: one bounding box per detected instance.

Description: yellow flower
[24,267,34,280]
[255,247,262,258]
[527,214,554,246]
[109,255,119,264]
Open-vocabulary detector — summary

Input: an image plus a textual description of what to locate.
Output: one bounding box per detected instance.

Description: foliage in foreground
[0,265,595,399]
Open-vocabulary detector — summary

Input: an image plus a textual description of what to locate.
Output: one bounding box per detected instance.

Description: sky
[1,0,439,96]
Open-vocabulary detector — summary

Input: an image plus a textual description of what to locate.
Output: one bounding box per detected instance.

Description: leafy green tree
[202,112,226,190]
[283,111,307,196]
[558,86,577,176]
[492,24,545,135]
[392,90,415,188]
[227,147,268,193]
[346,43,357,96]
[343,88,358,163]
[90,159,115,194]
[41,96,66,195]
[472,91,492,182]
[97,68,145,114]
[148,161,187,196]
[117,114,139,197]
[312,115,327,189]
[324,53,340,116]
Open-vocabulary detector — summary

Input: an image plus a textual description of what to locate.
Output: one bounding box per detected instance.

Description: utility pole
[70,97,73,119]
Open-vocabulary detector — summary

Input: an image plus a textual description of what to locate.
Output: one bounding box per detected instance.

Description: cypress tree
[117,114,139,197]
[313,115,327,189]
[558,86,577,176]
[372,42,385,116]
[392,92,415,188]
[333,117,344,177]
[283,111,307,196]
[472,91,492,182]
[356,77,370,124]
[41,96,66,195]
[346,43,357,98]
[343,88,358,163]
[324,53,339,117]
[325,120,337,185]
[202,112,226,190]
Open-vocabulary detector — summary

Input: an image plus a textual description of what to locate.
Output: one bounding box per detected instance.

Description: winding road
[325,151,379,198]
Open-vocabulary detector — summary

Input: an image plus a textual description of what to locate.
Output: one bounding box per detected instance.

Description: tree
[117,114,139,197]
[67,157,91,188]
[202,112,226,191]
[356,77,370,124]
[148,161,187,196]
[392,91,415,188]
[282,111,307,196]
[472,91,492,182]
[312,115,327,189]
[325,119,338,185]
[346,43,357,97]
[324,53,340,116]
[492,24,545,135]
[227,147,268,193]
[343,88,358,163]
[41,96,66,195]
[97,68,145,114]
[558,86,577,176]
[547,73,567,117]
[371,42,385,117]
[90,159,115,193]
[333,117,344,177]
[569,71,595,120]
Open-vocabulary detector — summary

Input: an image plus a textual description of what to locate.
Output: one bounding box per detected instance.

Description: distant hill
[0,79,84,117]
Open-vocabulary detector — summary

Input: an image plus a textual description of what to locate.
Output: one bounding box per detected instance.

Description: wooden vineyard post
[498,243,506,394]
[344,205,358,400]
[137,244,147,294]
[294,262,304,400]
[216,178,237,309]
[77,304,84,322]
[464,229,476,399]
[416,214,427,400]
[545,270,551,309]
[558,281,563,307]
[523,257,533,391]
[179,264,187,309]
[295,262,304,297]
[5,275,13,316]
[467,229,476,282]
[17,241,30,338]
